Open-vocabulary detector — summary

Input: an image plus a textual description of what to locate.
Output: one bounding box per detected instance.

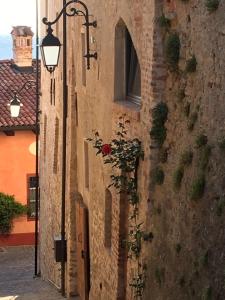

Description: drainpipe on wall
[34,0,40,277]
[61,0,67,295]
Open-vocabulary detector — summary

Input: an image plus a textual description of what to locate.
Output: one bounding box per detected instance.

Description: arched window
[104,189,112,249]
[114,20,141,106]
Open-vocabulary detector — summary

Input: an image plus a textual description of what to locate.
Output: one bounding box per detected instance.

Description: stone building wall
[39,0,63,289]
[65,1,156,299]
[144,1,225,299]
[39,0,225,299]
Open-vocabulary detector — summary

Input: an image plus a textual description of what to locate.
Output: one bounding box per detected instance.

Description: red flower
[101,144,112,155]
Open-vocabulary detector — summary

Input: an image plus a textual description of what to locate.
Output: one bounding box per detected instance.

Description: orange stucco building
[0,131,36,246]
[0,26,39,246]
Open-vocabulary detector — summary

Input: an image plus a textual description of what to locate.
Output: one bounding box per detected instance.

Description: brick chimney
[11,26,33,67]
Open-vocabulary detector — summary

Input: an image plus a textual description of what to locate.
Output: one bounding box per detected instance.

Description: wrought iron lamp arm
[15,80,36,96]
[42,0,97,70]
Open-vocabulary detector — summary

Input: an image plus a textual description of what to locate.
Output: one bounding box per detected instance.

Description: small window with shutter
[27,175,38,219]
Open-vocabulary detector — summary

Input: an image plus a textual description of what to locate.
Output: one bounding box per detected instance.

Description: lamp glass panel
[43,46,60,67]
[10,104,20,117]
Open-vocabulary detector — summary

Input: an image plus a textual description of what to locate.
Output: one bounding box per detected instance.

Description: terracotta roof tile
[0,59,40,129]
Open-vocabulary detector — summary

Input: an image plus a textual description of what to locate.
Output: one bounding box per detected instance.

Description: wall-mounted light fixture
[41,0,97,73]
[40,27,61,74]
[9,94,23,118]
[8,80,35,117]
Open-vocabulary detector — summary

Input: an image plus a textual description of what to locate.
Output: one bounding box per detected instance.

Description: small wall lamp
[8,80,36,117]
[9,94,23,117]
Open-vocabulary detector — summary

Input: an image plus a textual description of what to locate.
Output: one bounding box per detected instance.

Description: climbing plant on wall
[88,115,149,299]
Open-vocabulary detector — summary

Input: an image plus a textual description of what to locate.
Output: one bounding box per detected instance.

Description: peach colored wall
[0,130,36,234]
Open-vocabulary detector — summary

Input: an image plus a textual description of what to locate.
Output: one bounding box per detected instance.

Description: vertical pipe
[61,0,67,296]
[34,0,40,277]
[85,13,90,69]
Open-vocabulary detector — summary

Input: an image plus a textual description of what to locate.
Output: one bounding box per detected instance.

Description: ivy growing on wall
[205,0,219,12]
[189,174,205,201]
[150,102,168,147]
[187,112,198,131]
[151,166,165,185]
[186,55,197,73]
[173,167,184,190]
[150,102,168,188]
[158,14,171,29]
[165,33,180,70]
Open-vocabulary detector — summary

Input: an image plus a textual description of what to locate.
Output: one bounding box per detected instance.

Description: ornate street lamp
[41,0,97,72]
[40,27,61,73]
[41,0,97,296]
[9,93,23,117]
[9,80,35,117]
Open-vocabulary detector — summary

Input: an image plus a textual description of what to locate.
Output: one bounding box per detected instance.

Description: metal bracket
[84,52,98,60]
[83,20,97,28]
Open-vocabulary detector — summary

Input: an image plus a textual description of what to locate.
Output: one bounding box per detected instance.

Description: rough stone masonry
[39,0,225,299]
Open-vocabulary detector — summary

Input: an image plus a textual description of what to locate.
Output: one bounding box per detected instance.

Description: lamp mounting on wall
[41,0,97,73]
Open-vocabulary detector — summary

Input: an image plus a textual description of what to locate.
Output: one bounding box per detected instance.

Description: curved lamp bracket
[42,0,97,70]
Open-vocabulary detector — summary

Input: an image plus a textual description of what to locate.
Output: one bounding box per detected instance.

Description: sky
[0,0,36,35]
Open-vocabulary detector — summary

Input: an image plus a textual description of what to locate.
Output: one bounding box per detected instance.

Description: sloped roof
[11,26,34,37]
[0,60,39,130]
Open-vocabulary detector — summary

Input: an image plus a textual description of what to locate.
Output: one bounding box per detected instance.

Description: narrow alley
[0,246,70,300]
[1,0,225,299]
